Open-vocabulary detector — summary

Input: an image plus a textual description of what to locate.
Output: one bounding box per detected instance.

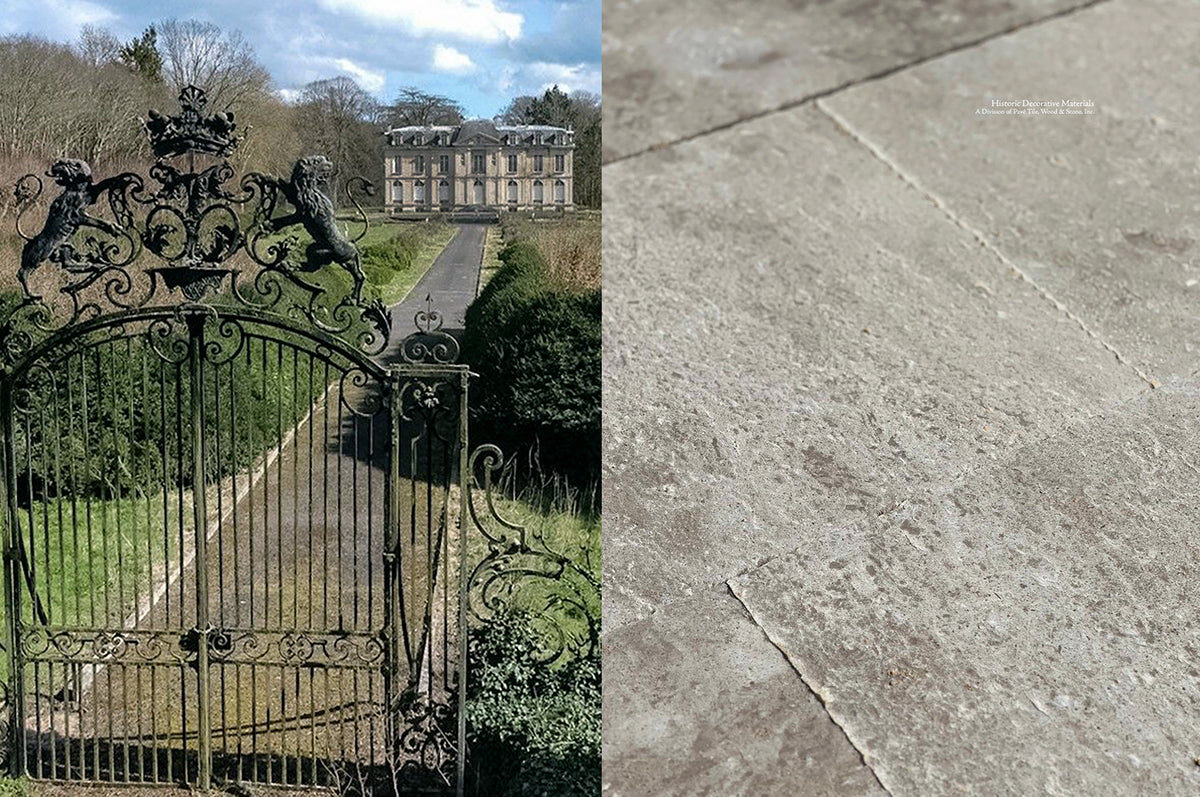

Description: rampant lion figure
[18,159,123,296]
[263,155,368,299]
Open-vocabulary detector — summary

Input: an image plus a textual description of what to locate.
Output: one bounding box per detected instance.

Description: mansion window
[471,152,486,174]
[391,156,401,175]
[507,154,518,173]
[439,155,449,174]
[414,180,425,203]
[414,155,425,172]
[554,154,565,173]
[533,155,543,173]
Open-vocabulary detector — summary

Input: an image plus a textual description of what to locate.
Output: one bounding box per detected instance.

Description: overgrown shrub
[462,240,600,490]
[465,610,600,797]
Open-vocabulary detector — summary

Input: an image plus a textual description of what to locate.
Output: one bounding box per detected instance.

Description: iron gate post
[186,312,213,790]
[0,383,24,778]
[456,368,469,797]
[384,365,402,761]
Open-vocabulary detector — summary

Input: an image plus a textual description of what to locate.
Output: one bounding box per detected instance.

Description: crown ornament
[142,86,243,159]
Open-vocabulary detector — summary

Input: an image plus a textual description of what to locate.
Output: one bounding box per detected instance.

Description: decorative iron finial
[414,294,443,334]
[142,85,243,159]
[399,295,460,363]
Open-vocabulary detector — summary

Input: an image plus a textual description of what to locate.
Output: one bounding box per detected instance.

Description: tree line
[0,20,602,211]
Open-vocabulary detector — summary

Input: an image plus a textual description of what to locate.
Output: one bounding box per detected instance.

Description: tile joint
[814,98,1158,391]
[726,581,894,796]
[603,0,1116,168]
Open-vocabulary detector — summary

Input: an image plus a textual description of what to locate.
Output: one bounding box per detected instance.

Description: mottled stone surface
[731,375,1200,793]
[603,584,885,796]
[603,0,1089,161]
[602,0,1200,792]
[603,104,1144,631]
[822,0,1200,381]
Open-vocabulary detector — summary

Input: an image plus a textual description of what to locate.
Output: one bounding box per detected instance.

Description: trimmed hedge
[360,228,425,292]
[462,240,600,488]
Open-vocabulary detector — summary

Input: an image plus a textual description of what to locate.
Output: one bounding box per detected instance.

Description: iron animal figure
[18,159,122,296]
[263,155,368,299]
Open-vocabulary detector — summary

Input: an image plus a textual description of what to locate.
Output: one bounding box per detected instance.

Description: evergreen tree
[119,26,163,83]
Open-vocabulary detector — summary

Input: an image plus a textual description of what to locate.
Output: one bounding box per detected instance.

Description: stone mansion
[383,119,575,213]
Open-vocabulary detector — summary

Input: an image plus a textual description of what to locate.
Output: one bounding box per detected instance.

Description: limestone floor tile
[603,583,885,796]
[731,374,1200,794]
[602,103,1144,630]
[822,0,1200,382]
[602,0,1088,161]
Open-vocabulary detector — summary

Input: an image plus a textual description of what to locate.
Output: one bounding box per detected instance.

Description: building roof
[384,119,573,146]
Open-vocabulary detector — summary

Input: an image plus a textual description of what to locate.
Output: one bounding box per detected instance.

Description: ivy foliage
[466,610,601,796]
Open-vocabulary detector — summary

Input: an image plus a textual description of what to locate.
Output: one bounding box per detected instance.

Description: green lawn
[478,225,504,295]
[13,492,181,631]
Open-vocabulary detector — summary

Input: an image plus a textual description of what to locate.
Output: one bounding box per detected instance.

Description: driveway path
[385,223,488,354]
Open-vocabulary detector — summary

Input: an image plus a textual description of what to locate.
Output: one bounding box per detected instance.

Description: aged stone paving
[602,0,1200,793]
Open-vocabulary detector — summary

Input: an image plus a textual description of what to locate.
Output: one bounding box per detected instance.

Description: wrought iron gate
[0,87,474,792]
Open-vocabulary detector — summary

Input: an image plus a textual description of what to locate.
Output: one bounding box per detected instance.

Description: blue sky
[0,0,600,117]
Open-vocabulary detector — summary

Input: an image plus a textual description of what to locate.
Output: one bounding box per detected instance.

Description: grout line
[815,98,1158,390]
[603,0,1115,167]
[726,581,894,796]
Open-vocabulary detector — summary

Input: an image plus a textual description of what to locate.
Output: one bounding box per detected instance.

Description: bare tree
[295,76,380,205]
[156,19,271,110]
[385,87,464,127]
[76,25,121,69]
[498,95,536,125]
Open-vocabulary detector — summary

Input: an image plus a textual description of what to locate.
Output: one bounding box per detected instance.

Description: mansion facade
[383,119,574,213]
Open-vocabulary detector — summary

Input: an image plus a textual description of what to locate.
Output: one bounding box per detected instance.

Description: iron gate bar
[186,314,211,789]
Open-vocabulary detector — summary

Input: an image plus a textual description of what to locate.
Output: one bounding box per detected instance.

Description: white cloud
[0,0,115,36]
[325,57,386,93]
[316,0,521,43]
[523,62,601,95]
[432,44,475,75]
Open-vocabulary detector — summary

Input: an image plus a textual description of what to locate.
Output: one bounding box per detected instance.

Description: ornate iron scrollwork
[399,294,461,364]
[6,85,390,366]
[465,445,600,664]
